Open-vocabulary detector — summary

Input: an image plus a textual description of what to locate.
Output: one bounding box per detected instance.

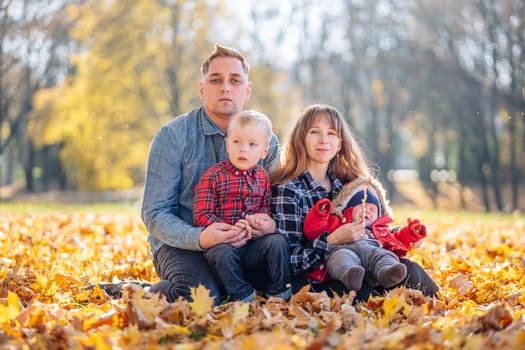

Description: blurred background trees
[1,0,523,212]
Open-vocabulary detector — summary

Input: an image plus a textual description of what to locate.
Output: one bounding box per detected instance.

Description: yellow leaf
[233,302,250,326]
[132,288,164,320]
[167,324,191,335]
[0,292,21,325]
[376,295,403,327]
[75,284,108,305]
[189,284,214,317]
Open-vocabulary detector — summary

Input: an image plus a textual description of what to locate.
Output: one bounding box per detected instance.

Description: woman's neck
[307,162,331,190]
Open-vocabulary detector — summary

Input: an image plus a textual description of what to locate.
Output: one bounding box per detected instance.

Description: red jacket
[303,198,426,282]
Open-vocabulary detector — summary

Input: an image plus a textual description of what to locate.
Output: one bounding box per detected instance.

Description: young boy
[303,176,427,291]
[193,110,291,302]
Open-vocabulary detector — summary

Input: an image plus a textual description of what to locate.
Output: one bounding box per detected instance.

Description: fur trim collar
[332,176,393,219]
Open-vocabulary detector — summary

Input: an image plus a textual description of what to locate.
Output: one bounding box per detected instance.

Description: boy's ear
[261,145,269,159]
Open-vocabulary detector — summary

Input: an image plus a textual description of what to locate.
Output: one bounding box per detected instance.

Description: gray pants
[327,239,400,286]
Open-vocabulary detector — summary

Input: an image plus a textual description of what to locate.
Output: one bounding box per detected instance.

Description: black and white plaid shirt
[271,169,343,276]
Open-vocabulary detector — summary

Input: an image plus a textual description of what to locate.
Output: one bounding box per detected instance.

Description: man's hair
[201,44,250,75]
[228,110,273,143]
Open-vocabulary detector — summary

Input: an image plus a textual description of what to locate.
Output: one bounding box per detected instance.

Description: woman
[270,104,438,301]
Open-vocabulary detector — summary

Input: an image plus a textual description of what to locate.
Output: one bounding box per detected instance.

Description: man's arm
[141,126,203,251]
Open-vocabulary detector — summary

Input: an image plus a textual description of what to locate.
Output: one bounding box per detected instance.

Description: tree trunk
[476,108,497,211]
[508,108,519,211]
[488,88,503,210]
[167,2,182,117]
[383,91,396,200]
[24,140,35,192]
[476,153,491,212]
[456,118,467,210]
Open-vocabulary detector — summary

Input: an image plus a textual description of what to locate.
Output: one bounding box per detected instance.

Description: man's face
[199,57,251,123]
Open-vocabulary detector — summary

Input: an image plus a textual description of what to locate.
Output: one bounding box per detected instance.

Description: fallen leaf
[189,284,214,317]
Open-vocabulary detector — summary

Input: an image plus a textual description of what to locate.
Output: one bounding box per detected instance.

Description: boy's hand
[319,200,330,213]
[234,219,253,240]
[245,213,276,238]
[407,218,427,238]
[407,218,426,249]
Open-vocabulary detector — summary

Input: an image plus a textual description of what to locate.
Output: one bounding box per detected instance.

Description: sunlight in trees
[1,0,523,211]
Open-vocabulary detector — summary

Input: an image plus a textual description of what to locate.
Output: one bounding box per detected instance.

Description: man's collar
[200,107,226,136]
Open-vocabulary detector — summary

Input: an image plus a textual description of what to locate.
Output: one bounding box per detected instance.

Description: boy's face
[226,122,269,171]
[351,202,379,225]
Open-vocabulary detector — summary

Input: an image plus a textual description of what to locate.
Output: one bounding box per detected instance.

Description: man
[140,44,287,304]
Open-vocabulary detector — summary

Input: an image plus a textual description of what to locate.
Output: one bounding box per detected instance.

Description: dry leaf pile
[1,210,525,349]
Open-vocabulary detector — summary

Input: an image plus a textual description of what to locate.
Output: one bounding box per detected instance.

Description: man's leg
[152,244,224,305]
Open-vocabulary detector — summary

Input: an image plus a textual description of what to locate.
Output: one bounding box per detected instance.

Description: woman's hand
[325,220,366,245]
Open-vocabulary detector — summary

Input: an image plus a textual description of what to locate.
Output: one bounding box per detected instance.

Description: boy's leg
[352,240,406,288]
[204,243,255,302]
[327,248,365,291]
[152,244,224,305]
[244,233,292,300]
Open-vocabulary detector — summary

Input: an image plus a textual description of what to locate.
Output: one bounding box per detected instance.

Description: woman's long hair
[270,104,372,186]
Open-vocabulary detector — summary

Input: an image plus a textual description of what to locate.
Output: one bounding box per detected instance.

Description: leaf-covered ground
[1,206,524,349]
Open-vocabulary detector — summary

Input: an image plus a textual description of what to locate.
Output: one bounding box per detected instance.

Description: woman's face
[304,115,342,166]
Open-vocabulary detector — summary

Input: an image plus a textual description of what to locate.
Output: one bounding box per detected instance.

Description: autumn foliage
[1,208,525,349]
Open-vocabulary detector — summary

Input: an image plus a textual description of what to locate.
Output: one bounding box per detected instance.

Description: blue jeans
[150,244,224,305]
[204,233,292,301]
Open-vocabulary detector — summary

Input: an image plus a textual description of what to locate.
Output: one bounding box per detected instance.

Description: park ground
[0,202,524,348]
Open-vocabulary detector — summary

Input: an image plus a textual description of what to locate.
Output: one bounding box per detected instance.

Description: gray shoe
[85,280,152,298]
[378,263,407,288]
[342,266,365,291]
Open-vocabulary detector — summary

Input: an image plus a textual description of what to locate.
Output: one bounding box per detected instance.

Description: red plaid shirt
[193,160,272,227]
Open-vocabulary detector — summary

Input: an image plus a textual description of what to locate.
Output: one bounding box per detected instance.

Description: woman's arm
[272,184,332,276]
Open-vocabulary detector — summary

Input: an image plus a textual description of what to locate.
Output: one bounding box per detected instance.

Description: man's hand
[199,222,251,249]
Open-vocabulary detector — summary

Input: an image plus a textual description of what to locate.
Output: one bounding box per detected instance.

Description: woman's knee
[400,258,439,296]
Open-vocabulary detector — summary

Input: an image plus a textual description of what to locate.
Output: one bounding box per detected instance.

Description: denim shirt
[141,106,280,256]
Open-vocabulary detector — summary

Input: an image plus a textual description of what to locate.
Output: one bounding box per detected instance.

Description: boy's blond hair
[228,110,273,143]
